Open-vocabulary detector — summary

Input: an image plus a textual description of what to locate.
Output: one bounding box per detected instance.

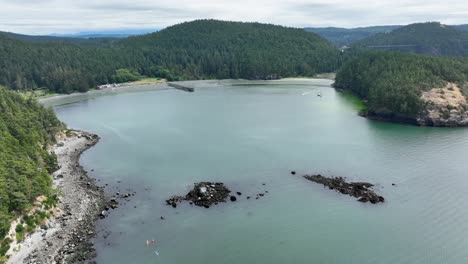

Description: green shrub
[0,240,11,257]
[15,224,24,233]
[36,211,48,220]
[111,69,141,83]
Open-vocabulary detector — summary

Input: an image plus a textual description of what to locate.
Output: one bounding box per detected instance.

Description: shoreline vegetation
[0,87,63,263]
[20,77,167,100]
[5,130,105,264]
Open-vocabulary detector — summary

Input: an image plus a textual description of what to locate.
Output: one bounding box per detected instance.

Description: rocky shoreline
[355,83,468,127]
[7,131,106,264]
[303,174,385,204]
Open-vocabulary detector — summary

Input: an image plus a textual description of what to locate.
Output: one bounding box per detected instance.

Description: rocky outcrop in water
[417,83,468,126]
[363,83,468,127]
[303,174,384,204]
[166,182,231,208]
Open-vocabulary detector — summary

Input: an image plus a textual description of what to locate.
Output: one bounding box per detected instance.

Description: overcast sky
[1,0,467,35]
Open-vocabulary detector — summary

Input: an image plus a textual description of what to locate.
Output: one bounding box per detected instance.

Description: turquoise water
[53,79,468,264]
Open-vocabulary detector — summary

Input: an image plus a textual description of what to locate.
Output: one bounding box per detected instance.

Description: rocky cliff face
[417,83,468,126]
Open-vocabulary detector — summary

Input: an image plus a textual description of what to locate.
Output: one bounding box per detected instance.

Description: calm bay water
[53,79,468,264]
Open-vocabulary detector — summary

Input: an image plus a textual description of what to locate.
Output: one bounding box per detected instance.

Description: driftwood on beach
[303,174,385,204]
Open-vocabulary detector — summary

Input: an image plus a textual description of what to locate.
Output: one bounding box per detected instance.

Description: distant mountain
[353,22,468,57]
[0,31,120,46]
[305,26,400,47]
[454,25,468,31]
[49,29,157,38]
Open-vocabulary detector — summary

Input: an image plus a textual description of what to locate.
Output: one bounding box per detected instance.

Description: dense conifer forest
[335,51,468,117]
[0,87,63,254]
[353,22,468,57]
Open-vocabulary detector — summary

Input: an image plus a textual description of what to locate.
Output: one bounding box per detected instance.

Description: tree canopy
[0,86,63,242]
[335,51,468,117]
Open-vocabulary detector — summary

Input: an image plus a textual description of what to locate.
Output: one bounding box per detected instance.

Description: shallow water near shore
[54,79,468,264]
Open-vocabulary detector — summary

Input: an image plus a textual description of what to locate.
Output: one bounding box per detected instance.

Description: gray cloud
[0,0,467,34]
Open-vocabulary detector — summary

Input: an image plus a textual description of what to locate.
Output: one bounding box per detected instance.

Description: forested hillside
[335,51,468,125]
[305,26,400,47]
[353,22,468,57]
[123,20,340,80]
[0,20,339,93]
[0,86,63,252]
[0,34,146,93]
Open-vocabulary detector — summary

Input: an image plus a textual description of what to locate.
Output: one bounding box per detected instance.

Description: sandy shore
[39,82,171,107]
[6,130,105,264]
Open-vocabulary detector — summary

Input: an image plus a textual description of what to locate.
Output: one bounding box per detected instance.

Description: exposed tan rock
[418,83,468,126]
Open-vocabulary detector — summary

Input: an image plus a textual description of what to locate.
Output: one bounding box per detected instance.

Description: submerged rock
[166,195,184,208]
[303,174,384,204]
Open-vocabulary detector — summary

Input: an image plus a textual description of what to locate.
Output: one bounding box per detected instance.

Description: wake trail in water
[102,124,134,143]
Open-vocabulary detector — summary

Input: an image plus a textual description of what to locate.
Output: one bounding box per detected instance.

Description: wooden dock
[168,83,194,92]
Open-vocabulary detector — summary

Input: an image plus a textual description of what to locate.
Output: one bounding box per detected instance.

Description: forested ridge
[0,31,120,46]
[305,23,468,47]
[353,22,468,57]
[0,19,339,94]
[335,51,468,118]
[0,86,63,256]
[122,20,340,80]
[305,26,400,47]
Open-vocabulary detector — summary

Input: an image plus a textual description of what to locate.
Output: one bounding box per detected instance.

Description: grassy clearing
[126,77,166,86]
[19,90,59,99]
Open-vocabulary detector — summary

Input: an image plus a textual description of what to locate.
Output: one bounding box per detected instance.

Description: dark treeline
[0,20,340,94]
[335,51,468,117]
[0,31,120,46]
[0,86,63,247]
[353,22,468,57]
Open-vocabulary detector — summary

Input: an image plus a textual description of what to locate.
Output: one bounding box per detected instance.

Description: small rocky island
[166,182,232,208]
[303,174,385,204]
